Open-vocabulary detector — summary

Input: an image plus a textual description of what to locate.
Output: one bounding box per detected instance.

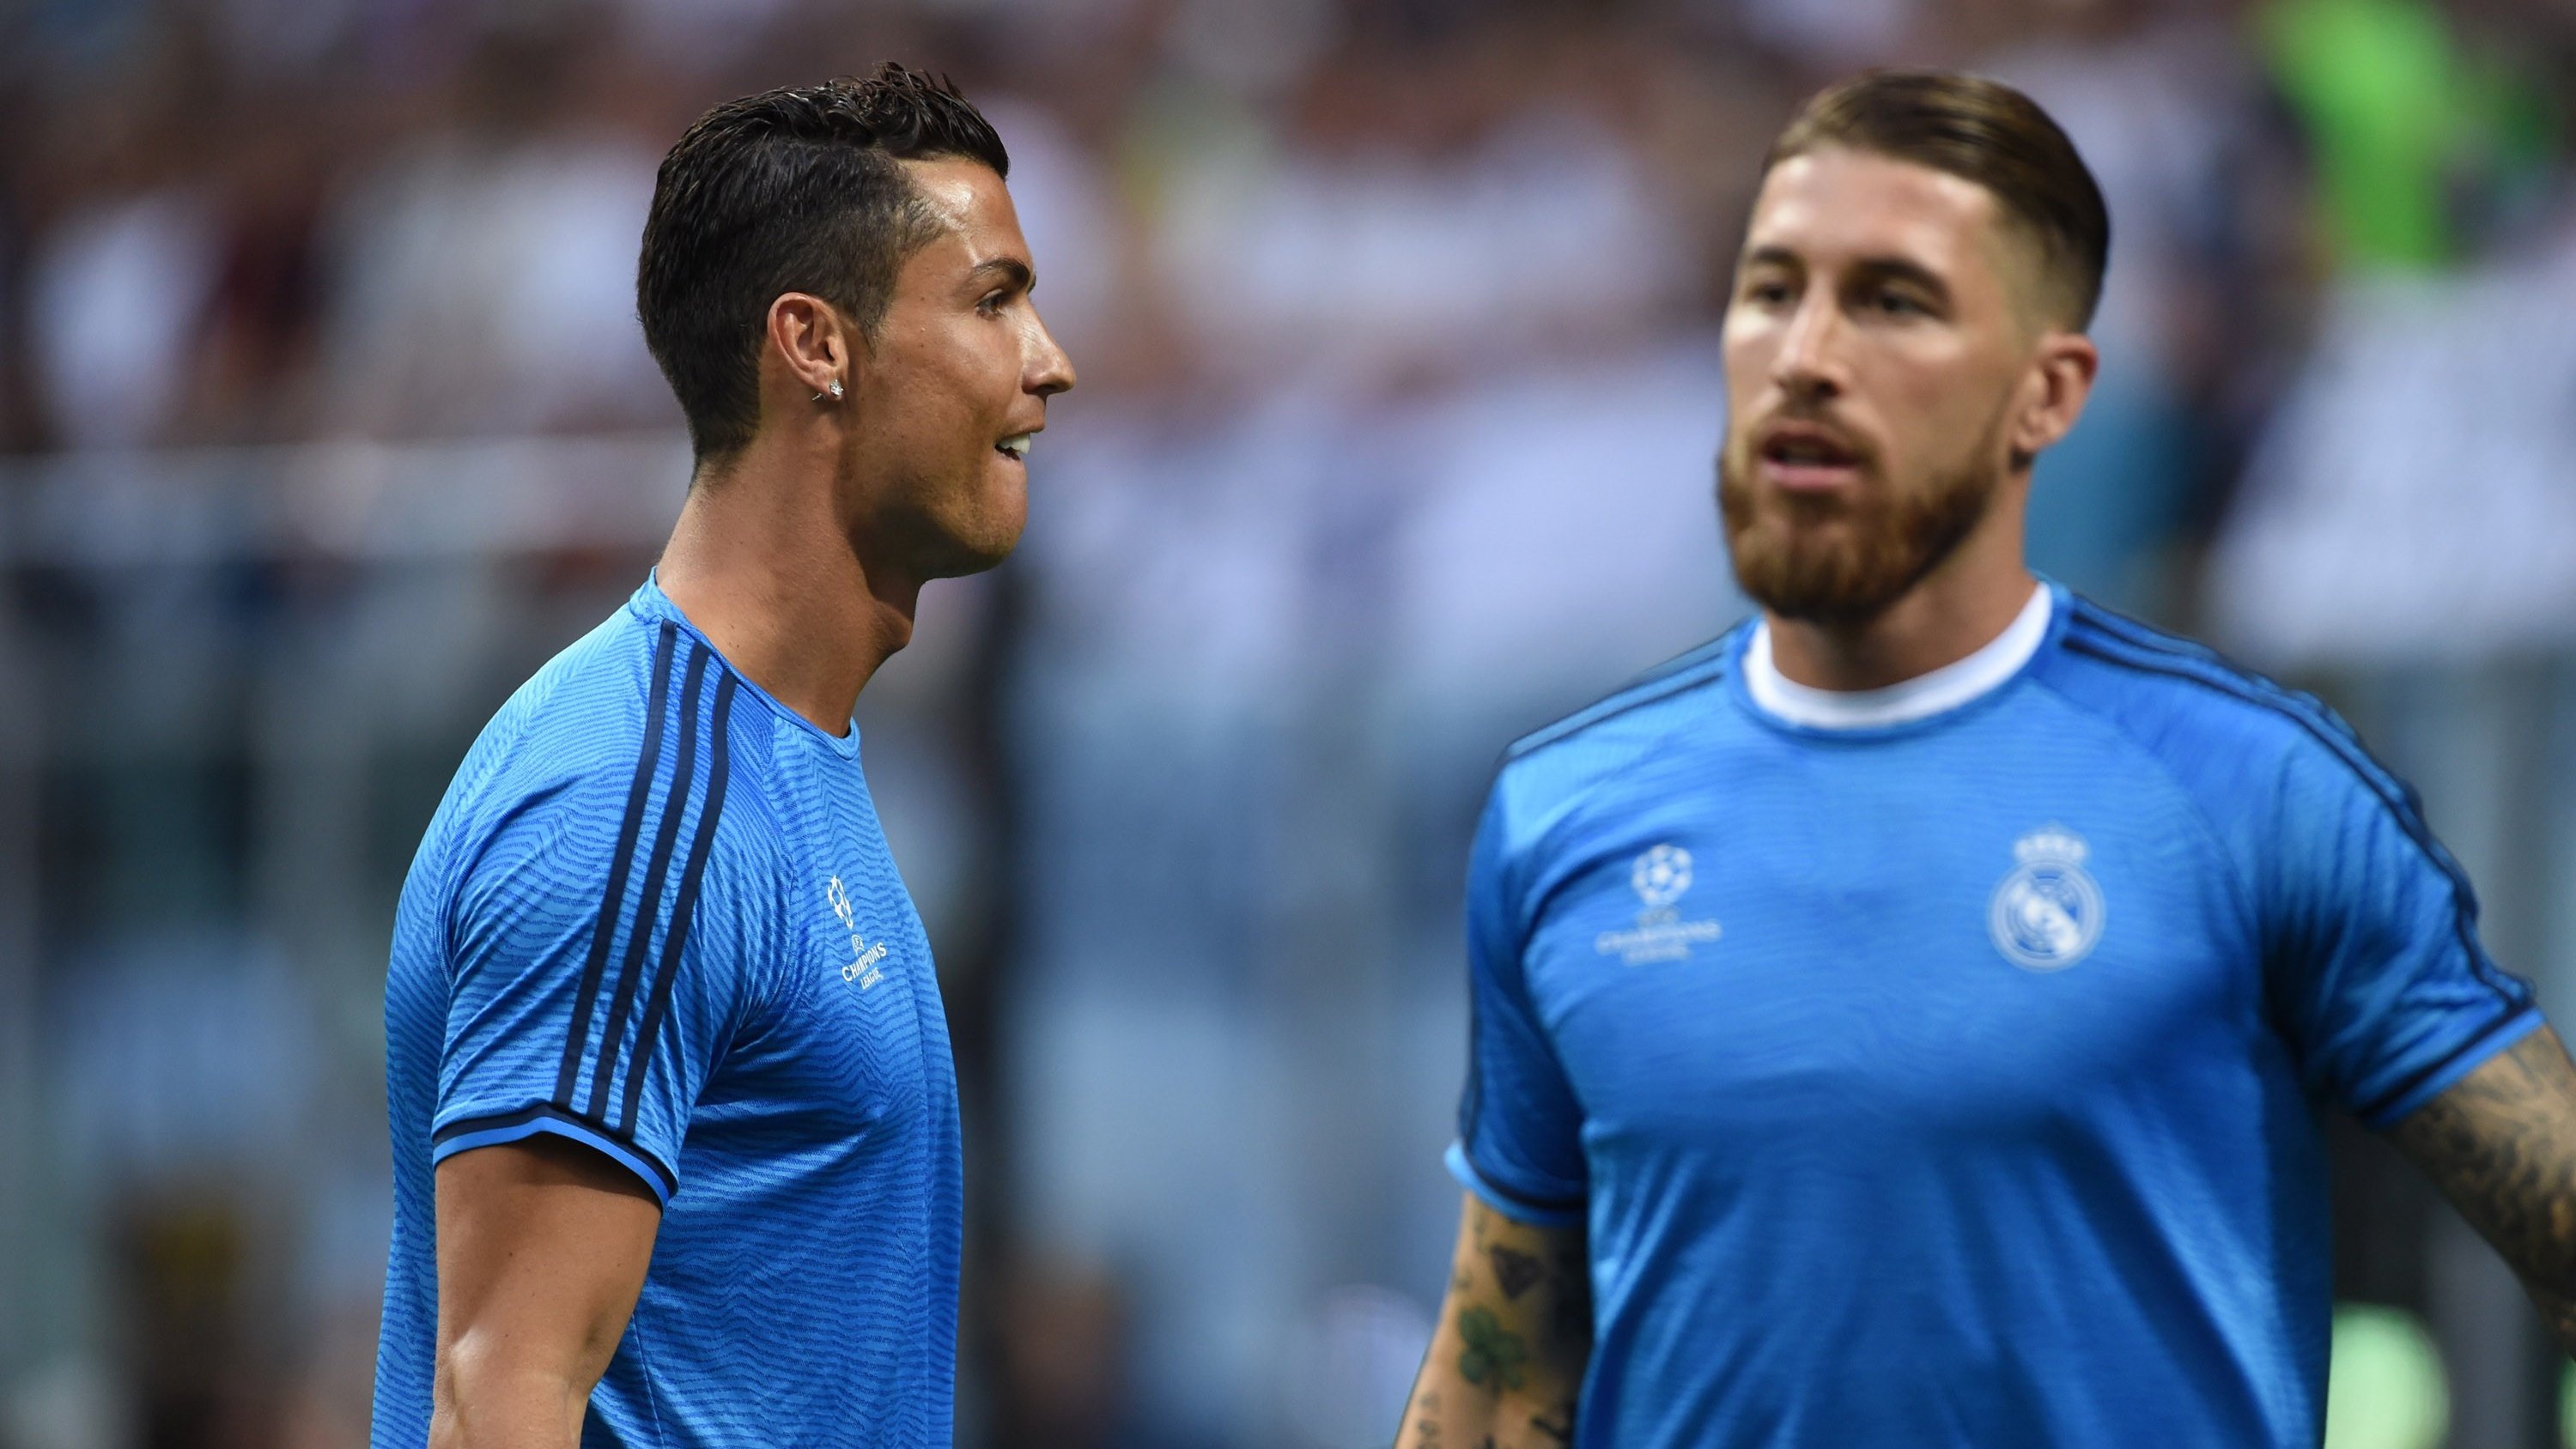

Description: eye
[1870,288,1926,317]
[1741,278,1793,306]
[976,289,1008,317]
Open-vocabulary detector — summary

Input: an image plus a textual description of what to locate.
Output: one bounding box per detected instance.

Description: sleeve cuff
[2358,1006,2547,1130]
[1446,1140,1585,1228]
[432,1103,678,1206]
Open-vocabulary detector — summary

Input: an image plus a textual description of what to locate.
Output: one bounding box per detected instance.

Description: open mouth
[1756,423,1863,488]
[996,433,1032,462]
[1761,433,1857,468]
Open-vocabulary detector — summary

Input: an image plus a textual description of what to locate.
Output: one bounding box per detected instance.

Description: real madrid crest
[1988,825,2105,972]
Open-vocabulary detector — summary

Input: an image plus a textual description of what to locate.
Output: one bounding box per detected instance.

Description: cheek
[896,324,1005,409]
[1870,350,2002,457]
[1720,312,1772,374]
[1720,330,1774,440]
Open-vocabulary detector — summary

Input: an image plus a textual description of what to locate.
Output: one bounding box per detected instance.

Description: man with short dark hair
[371,64,1072,1448]
[1399,69,2576,1447]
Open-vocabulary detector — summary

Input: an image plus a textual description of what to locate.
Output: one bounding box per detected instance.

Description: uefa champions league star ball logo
[1631,844,1693,910]
[1989,825,2105,971]
[1599,843,1722,964]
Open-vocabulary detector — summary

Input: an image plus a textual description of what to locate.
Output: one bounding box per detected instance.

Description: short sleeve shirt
[1451,587,2539,1448]
[374,579,963,1449]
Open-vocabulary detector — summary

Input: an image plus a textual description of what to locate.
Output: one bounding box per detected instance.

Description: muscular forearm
[2390,1027,2576,1355]
[1399,1325,1579,1449]
[1398,1193,1589,1448]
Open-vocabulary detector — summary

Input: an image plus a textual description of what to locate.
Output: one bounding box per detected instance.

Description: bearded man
[1397,70,2576,1448]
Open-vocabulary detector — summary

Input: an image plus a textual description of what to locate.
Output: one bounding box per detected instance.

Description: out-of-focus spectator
[2258,0,2555,270]
[27,107,222,450]
[175,98,335,446]
[314,13,675,439]
[1143,23,1687,393]
[1974,0,2263,609]
[2209,223,2576,664]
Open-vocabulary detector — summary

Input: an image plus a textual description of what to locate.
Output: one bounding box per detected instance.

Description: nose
[1769,290,1842,403]
[1025,309,1075,399]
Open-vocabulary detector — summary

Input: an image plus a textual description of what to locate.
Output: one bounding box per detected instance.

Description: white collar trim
[1746,583,2051,730]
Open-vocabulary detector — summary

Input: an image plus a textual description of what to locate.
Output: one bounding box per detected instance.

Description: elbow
[431,1328,594,1449]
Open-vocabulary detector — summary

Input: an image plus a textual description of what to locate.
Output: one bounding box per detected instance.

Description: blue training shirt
[1449,582,2541,1447]
[374,578,961,1449]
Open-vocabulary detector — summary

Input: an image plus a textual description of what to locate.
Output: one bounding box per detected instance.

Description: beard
[1717,410,2007,627]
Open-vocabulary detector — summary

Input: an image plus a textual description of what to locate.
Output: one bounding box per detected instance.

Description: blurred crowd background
[3,0,2576,1446]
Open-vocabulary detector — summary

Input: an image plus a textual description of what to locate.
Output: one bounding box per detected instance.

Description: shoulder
[1485,624,1745,846]
[440,607,676,837]
[2033,594,2400,816]
[432,608,789,900]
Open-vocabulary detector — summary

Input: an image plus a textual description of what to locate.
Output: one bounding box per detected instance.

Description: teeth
[998,433,1031,460]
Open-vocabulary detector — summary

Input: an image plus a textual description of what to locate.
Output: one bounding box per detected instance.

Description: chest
[706,779,952,1139]
[1526,738,2261,1143]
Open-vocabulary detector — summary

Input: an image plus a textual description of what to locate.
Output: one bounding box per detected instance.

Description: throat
[657,476,918,734]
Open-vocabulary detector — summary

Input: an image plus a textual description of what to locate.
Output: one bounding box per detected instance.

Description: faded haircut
[1766,70,2110,330]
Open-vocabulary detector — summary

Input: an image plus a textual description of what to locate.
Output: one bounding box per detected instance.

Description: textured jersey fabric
[374,578,961,1449]
[1449,582,2541,1448]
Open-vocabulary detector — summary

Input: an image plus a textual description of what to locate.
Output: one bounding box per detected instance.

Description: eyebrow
[969,257,1034,293]
[1741,246,1950,301]
[1847,256,1950,301]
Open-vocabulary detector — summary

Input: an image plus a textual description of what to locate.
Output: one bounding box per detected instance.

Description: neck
[1765,494,2034,692]
[655,432,918,736]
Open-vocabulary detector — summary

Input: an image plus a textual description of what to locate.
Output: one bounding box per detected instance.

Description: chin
[927,508,1027,579]
[951,527,1024,576]
[905,468,1028,579]
[1730,534,1882,624]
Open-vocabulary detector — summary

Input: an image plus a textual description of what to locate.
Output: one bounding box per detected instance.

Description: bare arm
[2387,1025,2576,1353]
[431,1137,663,1449]
[1396,1192,1590,1449]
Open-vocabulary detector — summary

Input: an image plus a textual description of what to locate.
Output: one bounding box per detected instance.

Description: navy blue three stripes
[432,622,738,1200]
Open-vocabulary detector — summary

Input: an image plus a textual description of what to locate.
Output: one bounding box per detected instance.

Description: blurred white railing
[0,432,692,566]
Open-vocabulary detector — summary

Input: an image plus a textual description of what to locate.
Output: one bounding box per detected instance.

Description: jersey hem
[2357,1005,2545,1129]
[431,1102,678,1205]
[1446,1141,1585,1227]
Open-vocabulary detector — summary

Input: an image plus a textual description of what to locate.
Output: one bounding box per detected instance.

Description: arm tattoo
[1487,1246,1542,1299]
[1410,1398,1441,1449]
[1456,1307,1530,1391]
[1400,1196,1590,1448]
[2389,1028,2576,1349]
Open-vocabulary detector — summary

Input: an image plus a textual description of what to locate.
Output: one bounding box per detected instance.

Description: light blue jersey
[374,579,961,1449]
[1449,583,2540,1447]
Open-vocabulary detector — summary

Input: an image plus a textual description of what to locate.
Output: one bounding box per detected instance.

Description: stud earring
[813,379,844,403]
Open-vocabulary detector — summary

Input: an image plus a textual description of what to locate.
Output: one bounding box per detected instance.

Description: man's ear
[2011,330,2099,465]
[764,293,855,403]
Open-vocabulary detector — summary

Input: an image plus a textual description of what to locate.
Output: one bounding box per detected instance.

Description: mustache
[1737,408,1877,470]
